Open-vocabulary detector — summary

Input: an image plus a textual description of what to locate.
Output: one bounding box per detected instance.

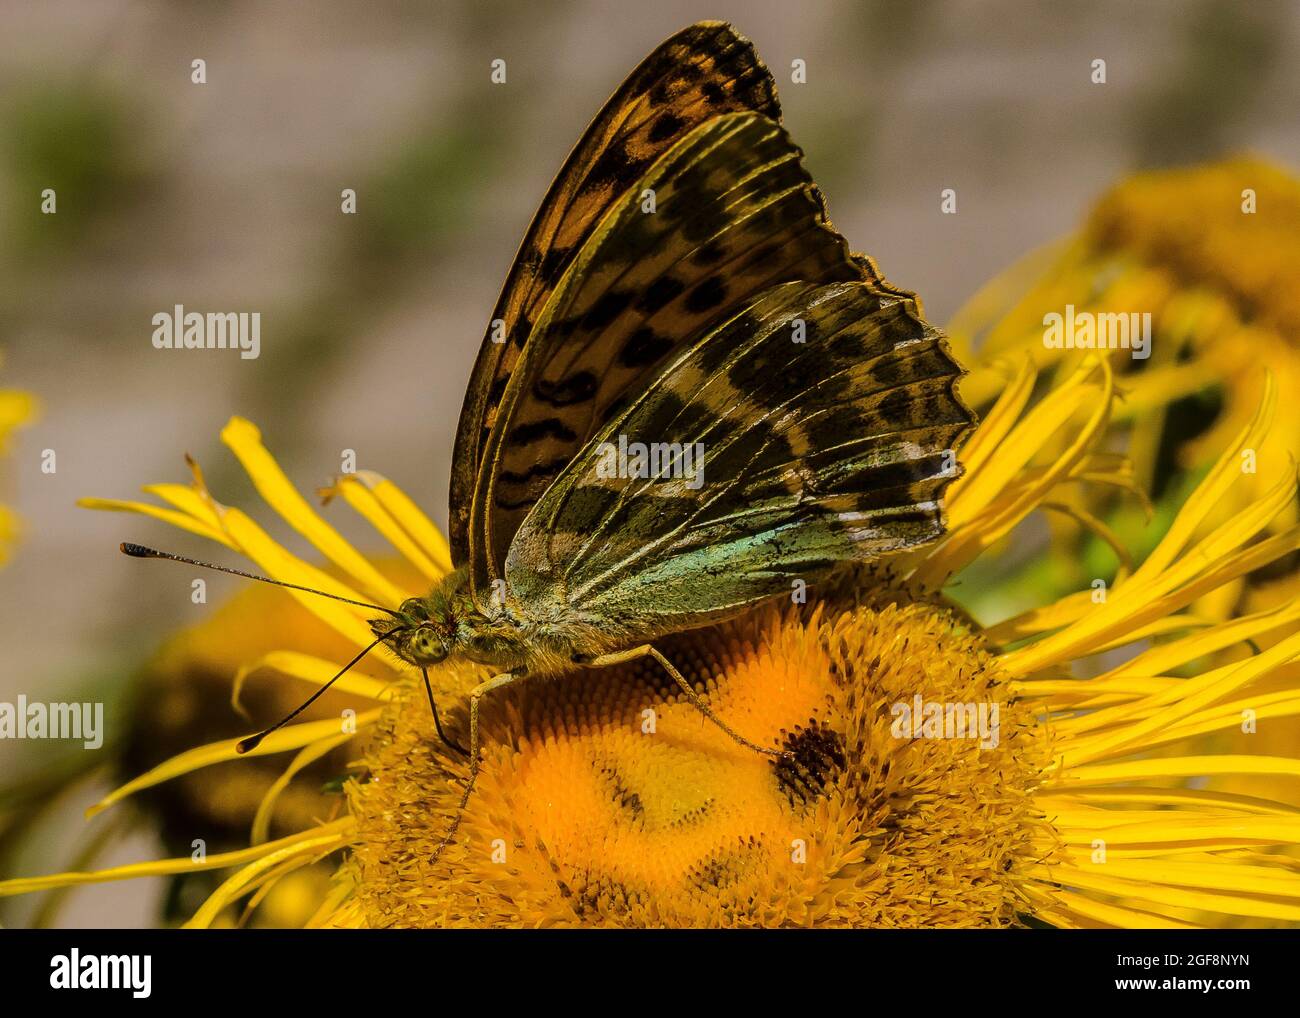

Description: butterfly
[128,21,973,857]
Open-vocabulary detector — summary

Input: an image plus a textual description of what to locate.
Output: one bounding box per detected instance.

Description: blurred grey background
[0,0,1298,925]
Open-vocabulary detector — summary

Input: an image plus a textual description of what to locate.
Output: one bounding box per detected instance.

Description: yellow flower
[344,593,1051,927]
[0,359,38,566]
[3,359,1300,928]
[946,158,1300,829]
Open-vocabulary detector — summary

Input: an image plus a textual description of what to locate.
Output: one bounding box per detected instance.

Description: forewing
[449,21,781,566]
[472,111,875,592]
[505,281,974,640]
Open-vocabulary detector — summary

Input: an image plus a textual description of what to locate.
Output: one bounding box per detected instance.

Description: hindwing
[504,280,973,639]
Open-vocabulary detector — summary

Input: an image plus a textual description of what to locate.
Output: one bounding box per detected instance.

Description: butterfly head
[368,566,538,672]
[369,567,490,667]
[369,594,458,666]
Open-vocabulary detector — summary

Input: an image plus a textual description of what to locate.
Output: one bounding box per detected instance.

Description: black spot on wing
[691,241,728,265]
[744,242,780,266]
[515,246,542,275]
[622,390,692,445]
[648,80,671,106]
[874,387,919,422]
[672,57,705,85]
[683,275,729,313]
[636,275,687,314]
[538,245,573,285]
[507,418,578,445]
[701,80,726,105]
[725,331,834,403]
[865,508,941,530]
[582,138,641,194]
[647,111,686,144]
[511,311,532,349]
[712,418,791,481]
[534,371,598,407]
[615,492,706,531]
[829,456,953,503]
[692,306,765,378]
[597,393,633,428]
[556,483,621,531]
[498,456,572,488]
[581,290,635,332]
[618,327,675,368]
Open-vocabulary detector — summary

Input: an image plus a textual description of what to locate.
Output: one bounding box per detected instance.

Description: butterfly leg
[586,644,784,760]
[432,669,521,860]
[422,667,468,756]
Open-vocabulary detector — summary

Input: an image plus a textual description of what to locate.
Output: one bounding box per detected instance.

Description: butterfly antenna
[119,543,405,618]
[423,668,468,756]
[235,635,385,754]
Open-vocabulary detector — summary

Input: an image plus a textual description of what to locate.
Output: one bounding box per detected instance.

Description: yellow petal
[1067,857,1300,895]
[1057,756,1300,787]
[949,358,1036,485]
[232,651,395,715]
[220,417,406,607]
[0,506,21,564]
[0,388,39,445]
[76,497,235,549]
[345,470,452,574]
[1001,521,1300,678]
[321,472,444,582]
[1095,690,1300,754]
[1034,889,1198,929]
[945,237,1073,360]
[1060,628,1300,764]
[953,358,1102,528]
[141,482,226,531]
[1038,787,1300,816]
[1093,596,1300,684]
[183,830,347,929]
[1134,373,1276,581]
[1030,863,1300,921]
[217,506,378,648]
[915,357,1113,585]
[305,874,360,929]
[251,731,355,846]
[0,818,354,898]
[85,712,379,818]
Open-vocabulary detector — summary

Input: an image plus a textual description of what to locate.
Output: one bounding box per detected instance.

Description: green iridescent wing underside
[505,280,973,640]
[469,110,884,596]
[450,21,782,571]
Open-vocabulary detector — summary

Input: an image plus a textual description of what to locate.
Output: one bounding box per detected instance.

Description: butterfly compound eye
[398,597,425,618]
[410,627,448,663]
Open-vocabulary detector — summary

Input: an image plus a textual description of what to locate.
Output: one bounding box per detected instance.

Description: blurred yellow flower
[950,157,1299,564]
[0,359,38,566]
[2,359,1299,928]
[952,157,1298,453]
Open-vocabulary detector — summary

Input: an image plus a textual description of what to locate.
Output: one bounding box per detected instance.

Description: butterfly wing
[449,21,781,568]
[505,280,974,643]
[469,108,894,597]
